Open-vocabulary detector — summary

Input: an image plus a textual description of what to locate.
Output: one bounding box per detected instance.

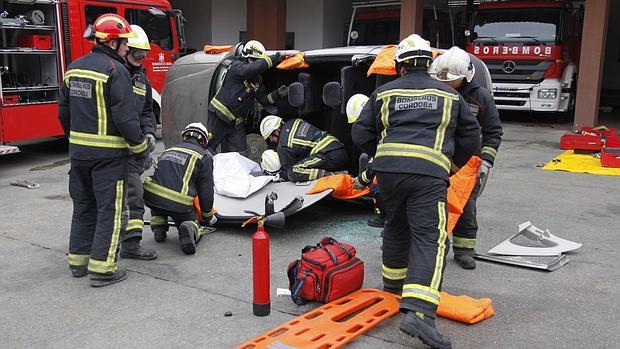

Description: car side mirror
[288,82,305,108]
[148,7,167,18]
[322,81,342,109]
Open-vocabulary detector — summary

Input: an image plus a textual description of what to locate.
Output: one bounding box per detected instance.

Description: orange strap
[367,46,441,77]
[203,44,234,54]
[237,289,400,349]
[277,52,309,70]
[306,173,370,199]
[437,291,496,324]
[447,156,482,234]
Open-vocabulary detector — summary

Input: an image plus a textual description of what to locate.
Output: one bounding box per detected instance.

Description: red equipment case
[18,35,52,50]
[601,136,620,168]
[2,94,19,105]
[560,127,618,151]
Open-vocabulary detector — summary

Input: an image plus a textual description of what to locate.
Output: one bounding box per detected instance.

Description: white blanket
[213,152,274,198]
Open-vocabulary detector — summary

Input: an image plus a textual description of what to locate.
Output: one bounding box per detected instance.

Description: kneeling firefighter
[260,115,349,182]
[431,47,502,270]
[347,94,387,228]
[352,34,480,349]
[143,123,217,255]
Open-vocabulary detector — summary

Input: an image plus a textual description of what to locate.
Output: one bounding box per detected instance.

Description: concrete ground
[1,121,618,349]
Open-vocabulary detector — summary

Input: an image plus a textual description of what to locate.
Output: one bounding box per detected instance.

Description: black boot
[152,226,168,243]
[120,237,158,260]
[400,311,452,349]
[454,250,476,270]
[367,215,386,228]
[90,269,128,287]
[70,266,87,278]
[178,221,197,255]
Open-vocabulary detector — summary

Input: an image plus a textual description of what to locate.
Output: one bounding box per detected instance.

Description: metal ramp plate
[237,289,400,349]
[0,145,20,156]
[214,180,333,222]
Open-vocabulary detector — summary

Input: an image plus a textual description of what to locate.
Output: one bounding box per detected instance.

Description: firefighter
[431,46,502,270]
[207,40,287,155]
[352,34,480,349]
[143,122,217,255]
[119,25,158,260]
[260,115,349,182]
[59,14,153,287]
[347,94,387,228]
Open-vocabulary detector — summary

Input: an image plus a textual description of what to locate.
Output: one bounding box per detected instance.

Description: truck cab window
[126,9,172,51]
[85,6,117,25]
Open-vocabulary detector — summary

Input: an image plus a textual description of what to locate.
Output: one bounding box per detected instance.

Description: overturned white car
[160,44,492,222]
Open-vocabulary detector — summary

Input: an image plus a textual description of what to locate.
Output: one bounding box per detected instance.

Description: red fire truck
[466,1,582,118]
[0,0,185,156]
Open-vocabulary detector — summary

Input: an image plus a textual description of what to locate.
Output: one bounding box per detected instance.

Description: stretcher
[237,289,400,349]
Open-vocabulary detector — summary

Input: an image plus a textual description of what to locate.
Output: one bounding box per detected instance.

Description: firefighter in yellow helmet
[119,25,158,260]
[352,34,480,348]
[208,40,287,156]
[59,14,153,287]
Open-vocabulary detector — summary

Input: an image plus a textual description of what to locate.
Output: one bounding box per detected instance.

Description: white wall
[172,0,212,51]
[286,0,324,50]
[211,0,246,45]
[322,0,354,48]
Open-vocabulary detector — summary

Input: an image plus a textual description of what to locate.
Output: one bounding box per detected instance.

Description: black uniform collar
[458,80,479,96]
[92,44,126,65]
[402,70,430,80]
[126,63,145,75]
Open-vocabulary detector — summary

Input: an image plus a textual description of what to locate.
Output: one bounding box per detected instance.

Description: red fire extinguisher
[251,220,270,316]
[242,192,288,317]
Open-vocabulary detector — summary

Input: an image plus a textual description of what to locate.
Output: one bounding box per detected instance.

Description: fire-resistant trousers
[452,180,481,253]
[288,147,349,182]
[68,157,128,275]
[207,112,247,154]
[377,171,450,317]
[123,156,146,242]
[147,206,203,241]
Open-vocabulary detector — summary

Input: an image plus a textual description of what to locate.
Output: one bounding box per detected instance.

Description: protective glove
[277,85,288,98]
[352,176,366,190]
[144,153,153,171]
[146,133,156,153]
[477,160,492,196]
[207,215,218,226]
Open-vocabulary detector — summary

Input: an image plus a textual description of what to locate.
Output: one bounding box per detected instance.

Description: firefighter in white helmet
[261,149,281,174]
[260,115,348,182]
[208,40,288,156]
[352,34,481,349]
[144,122,217,255]
[118,24,158,260]
[432,46,503,270]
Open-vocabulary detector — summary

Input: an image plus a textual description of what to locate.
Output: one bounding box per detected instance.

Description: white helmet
[261,149,281,174]
[127,25,151,51]
[431,46,475,83]
[346,94,369,124]
[260,115,283,139]
[242,40,266,59]
[181,122,209,145]
[395,34,432,64]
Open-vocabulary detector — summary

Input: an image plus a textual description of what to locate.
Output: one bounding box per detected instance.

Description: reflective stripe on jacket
[144,141,214,218]
[208,56,282,125]
[58,45,146,160]
[277,118,345,174]
[458,81,502,165]
[352,71,481,181]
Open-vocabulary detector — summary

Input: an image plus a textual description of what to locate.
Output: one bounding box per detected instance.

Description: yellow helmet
[127,25,151,51]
